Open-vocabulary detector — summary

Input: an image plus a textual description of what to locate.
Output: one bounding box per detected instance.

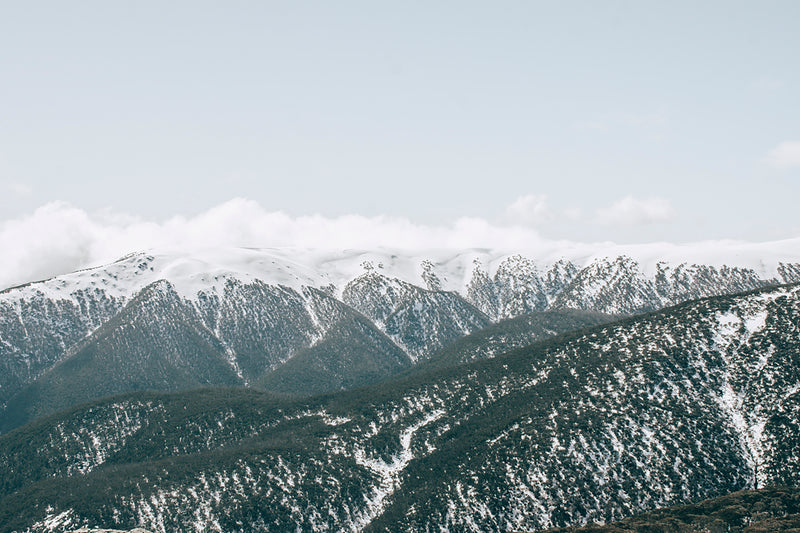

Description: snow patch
[351,409,446,530]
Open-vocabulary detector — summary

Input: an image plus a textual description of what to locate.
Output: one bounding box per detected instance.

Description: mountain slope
[544,487,800,532]
[419,308,618,371]
[0,287,123,410]
[0,281,241,432]
[342,270,491,360]
[257,290,412,396]
[549,257,793,315]
[1,283,799,532]
[367,284,800,531]
[190,279,321,381]
[467,256,580,320]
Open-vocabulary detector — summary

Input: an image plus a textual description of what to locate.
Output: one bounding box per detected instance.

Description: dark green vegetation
[1,284,798,532]
[544,487,800,532]
[0,282,241,433]
[419,308,618,371]
[0,287,123,412]
[256,310,410,396]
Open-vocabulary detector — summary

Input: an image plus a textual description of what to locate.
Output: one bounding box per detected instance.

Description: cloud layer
[504,194,552,226]
[767,141,800,169]
[4,195,794,292]
[1,199,558,289]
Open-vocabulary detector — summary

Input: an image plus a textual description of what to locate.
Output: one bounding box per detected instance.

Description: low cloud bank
[2,197,798,291]
[1,199,555,289]
[767,141,800,170]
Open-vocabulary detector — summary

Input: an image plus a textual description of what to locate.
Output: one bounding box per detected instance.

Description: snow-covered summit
[3,239,800,315]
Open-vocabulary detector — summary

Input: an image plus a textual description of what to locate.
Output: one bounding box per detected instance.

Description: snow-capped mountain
[2,283,798,532]
[1,245,799,432]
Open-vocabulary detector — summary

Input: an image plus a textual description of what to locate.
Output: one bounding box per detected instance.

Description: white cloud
[766,141,800,170]
[504,194,552,226]
[0,199,552,289]
[595,195,675,226]
[2,198,800,292]
[0,202,101,288]
[563,207,583,221]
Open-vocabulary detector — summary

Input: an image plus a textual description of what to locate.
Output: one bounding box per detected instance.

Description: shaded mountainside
[256,305,412,397]
[0,282,241,433]
[0,288,123,410]
[419,308,619,372]
[543,487,800,532]
[1,284,799,532]
[192,279,320,381]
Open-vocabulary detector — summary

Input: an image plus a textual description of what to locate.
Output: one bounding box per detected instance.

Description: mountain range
[2,247,799,432]
[1,246,800,531]
[0,281,798,531]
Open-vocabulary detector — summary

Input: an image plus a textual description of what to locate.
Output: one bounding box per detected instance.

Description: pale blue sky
[1,1,798,243]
